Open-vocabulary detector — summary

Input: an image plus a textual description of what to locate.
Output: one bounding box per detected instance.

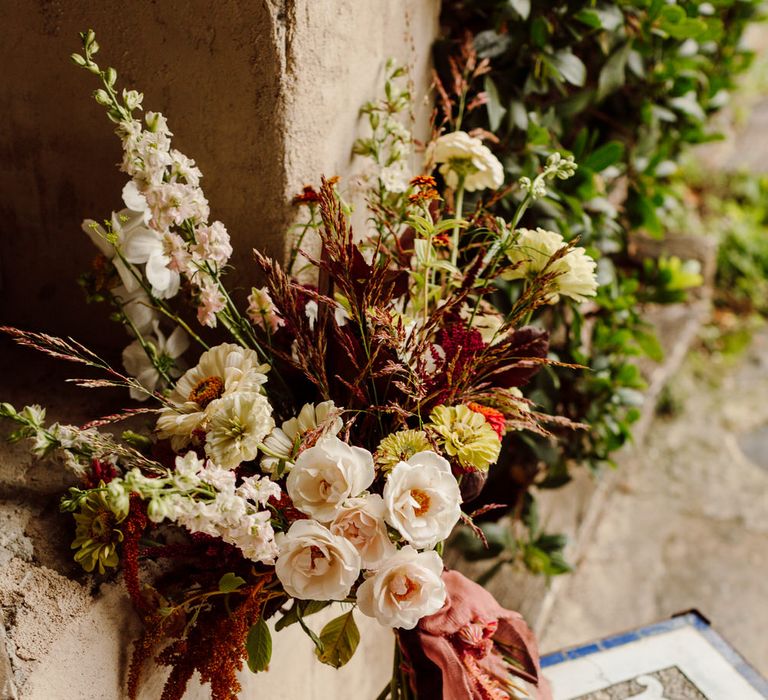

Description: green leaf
[218,572,246,593]
[246,618,272,673]
[668,93,706,122]
[552,50,587,87]
[597,43,631,102]
[474,30,511,60]
[574,7,623,31]
[508,0,530,21]
[484,76,507,132]
[582,141,625,172]
[530,16,551,48]
[634,330,664,362]
[316,610,360,669]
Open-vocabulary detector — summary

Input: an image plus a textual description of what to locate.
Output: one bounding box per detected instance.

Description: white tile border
[545,626,764,699]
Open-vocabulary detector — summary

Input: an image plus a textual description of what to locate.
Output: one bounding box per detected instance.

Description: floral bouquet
[1,31,598,700]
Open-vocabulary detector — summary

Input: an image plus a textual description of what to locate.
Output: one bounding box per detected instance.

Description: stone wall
[0,2,440,698]
[0,0,438,345]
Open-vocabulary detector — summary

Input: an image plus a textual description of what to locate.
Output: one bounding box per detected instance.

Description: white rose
[275,520,361,601]
[286,437,375,522]
[357,546,446,629]
[330,494,396,569]
[383,451,461,549]
[432,131,504,192]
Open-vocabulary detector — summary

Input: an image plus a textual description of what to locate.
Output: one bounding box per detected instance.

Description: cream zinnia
[156,343,269,448]
[503,227,598,303]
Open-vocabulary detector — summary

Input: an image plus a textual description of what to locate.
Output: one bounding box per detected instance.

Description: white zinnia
[432,131,504,192]
[357,546,446,629]
[286,437,375,522]
[261,401,343,476]
[330,494,396,569]
[383,451,461,549]
[503,227,598,303]
[122,322,189,401]
[275,519,361,600]
[204,392,275,469]
[156,343,270,447]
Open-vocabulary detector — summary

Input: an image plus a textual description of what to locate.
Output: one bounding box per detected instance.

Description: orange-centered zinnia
[188,376,225,408]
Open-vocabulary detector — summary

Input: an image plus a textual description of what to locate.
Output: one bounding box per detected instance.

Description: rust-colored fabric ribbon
[400,570,552,700]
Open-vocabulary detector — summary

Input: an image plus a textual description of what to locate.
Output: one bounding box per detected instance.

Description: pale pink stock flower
[247,286,284,333]
[191,221,233,267]
[164,231,193,274]
[197,279,226,327]
[144,182,210,231]
[170,149,202,186]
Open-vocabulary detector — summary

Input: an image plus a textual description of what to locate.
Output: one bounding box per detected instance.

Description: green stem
[450,181,466,268]
[510,191,533,230]
[120,306,174,388]
[390,636,400,699]
[113,248,210,350]
[288,207,318,275]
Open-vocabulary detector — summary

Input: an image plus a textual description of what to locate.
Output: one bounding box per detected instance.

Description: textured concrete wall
[0,1,440,698]
[0,0,439,343]
[0,1,288,343]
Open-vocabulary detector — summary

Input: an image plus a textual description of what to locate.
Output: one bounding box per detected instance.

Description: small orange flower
[410,175,437,188]
[408,174,440,204]
[467,402,506,439]
[292,185,320,205]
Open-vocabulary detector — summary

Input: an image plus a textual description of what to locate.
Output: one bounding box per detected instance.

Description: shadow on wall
[0,1,289,350]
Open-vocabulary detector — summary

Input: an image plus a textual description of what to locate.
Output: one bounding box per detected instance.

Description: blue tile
[601,631,640,648]
[566,643,601,659]
[540,651,566,668]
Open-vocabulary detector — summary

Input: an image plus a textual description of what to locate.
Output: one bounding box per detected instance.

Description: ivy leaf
[218,572,246,593]
[574,7,623,31]
[315,610,360,669]
[552,50,587,87]
[597,43,631,102]
[484,76,507,131]
[582,141,625,172]
[508,0,530,21]
[246,618,272,673]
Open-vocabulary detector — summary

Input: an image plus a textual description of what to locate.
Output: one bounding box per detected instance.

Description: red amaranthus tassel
[122,494,150,617]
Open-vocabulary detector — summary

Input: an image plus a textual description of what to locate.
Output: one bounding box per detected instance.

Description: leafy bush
[438,1,763,575]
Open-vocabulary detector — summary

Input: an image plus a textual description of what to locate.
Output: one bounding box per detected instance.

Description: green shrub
[439,1,763,576]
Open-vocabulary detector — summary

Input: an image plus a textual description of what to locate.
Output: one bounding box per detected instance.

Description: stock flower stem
[511,191,533,230]
[450,180,465,268]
